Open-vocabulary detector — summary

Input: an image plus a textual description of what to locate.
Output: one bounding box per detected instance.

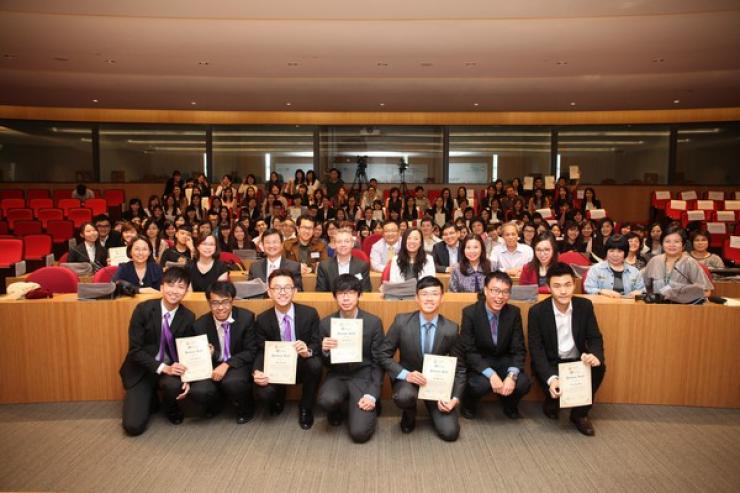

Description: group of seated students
[122,263,605,441]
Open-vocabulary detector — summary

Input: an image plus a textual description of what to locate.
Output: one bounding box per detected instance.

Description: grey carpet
[0,401,738,493]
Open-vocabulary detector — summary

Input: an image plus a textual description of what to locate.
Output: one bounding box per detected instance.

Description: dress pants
[535,359,606,418]
[318,373,378,443]
[392,380,460,442]
[255,356,322,410]
[193,366,253,414]
[465,361,531,412]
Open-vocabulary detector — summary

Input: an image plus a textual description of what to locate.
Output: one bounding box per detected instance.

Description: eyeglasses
[487,288,511,297]
[270,286,295,293]
[208,299,233,308]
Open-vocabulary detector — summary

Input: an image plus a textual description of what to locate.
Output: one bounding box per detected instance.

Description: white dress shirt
[266,256,282,279]
[389,254,436,282]
[489,242,534,271]
[370,240,401,272]
[213,313,235,362]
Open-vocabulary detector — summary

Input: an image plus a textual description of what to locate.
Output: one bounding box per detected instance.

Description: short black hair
[296,214,315,227]
[332,274,363,296]
[416,276,444,293]
[206,280,236,300]
[605,234,629,256]
[484,271,513,288]
[546,262,576,284]
[268,268,295,286]
[442,222,457,233]
[162,265,191,286]
[93,214,111,225]
[176,224,192,232]
[262,228,283,242]
[382,220,399,229]
[661,224,687,244]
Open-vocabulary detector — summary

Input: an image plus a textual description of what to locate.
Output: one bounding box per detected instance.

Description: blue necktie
[423,323,434,354]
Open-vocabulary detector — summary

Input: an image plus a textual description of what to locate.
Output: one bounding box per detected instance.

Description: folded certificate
[330,318,363,364]
[558,361,592,408]
[108,246,129,266]
[176,335,214,383]
[418,354,457,402]
[264,341,297,385]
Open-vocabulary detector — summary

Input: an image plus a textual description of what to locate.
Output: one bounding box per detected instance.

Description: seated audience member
[688,230,725,269]
[591,218,615,260]
[71,183,95,200]
[356,207,378,232]
[642,225,714,298]
[113,236,164,293]
[459,271,531,420]
[247,228,303,291]
[94,214,124,250]
[119,267,207,435]
[122,198,147,222]
[228,222,256,252]
[624,232,647,270]
[119,221,139,248]
[432,222,461,273]
[642,222,663,261]
[160,225,194,267]
[280,218,297,243]
[489,222,534,276]
[67,221,108,269]
[186,234,230,292]
[579,220,595,256]
[377,276,466,441]
[580,187,601,212]
[449,235,491,293]
[528,263,606,436]
[283,215,328,274]
[428,196,451,228]
[370,220,402,272]
[317,274,384,443]
[559,221,583,253]
[520,232,559,294]
[520,223,536,248]
[142,218,168,264]
[584,234,646,298]
[316,229,371,293]
[420,217,441,254]
[216,222,232,252]
[253,269,322,429]
[192,281,257,424]
[388,228,436,283]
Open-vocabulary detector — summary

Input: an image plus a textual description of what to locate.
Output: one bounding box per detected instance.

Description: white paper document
[544,175,555,189]
[696,200,714,210]
[264,341,298,385]
[716,211,735,222]
[418,354,457,402]
[569,165,580,180]
[680,190,698,201]
[523,176,534,190]
[730,236,740,249]
[706,222,726,235]
[669,200,687,211]
[108,246,129,266]
[176,335,214,383]
[330,318,363,364]
[558,361,592,408]
[654,191,671,200]
[707,191,724,201]
[724,200,740,211]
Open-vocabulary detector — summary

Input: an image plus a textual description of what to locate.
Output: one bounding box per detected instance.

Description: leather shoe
[570,415,595,436]
[299,408,314,430]
[400,411,416,433]
[269,400,285,416]
[542,402,559,420]
[461,405,476,420]
[236,407,255,425]
[327,411,343,427]
[167,412,184,425]
[503,407,522,420]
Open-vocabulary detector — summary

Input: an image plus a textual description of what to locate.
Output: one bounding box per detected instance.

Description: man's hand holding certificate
[175,335,213,383]
[418,354,457,403]
[328,318,363,364]
[263,341,298,385]
[558,360,593,408]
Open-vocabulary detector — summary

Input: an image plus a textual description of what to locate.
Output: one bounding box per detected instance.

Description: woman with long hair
[449,234,491,293]
[388,228,436,282]
[520,232,559,293]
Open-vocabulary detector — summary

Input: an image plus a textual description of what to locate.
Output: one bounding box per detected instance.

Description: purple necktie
[158,312,177,362]
[282,315,294,342]
[222,322,232,361]
[490,314,498,346]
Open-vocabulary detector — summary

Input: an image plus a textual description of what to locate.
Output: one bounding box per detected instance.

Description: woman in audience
[238,173,259,198]
[112,236,163,293]
[580,187,602,212]
[385,187,404,218]
[142,218,168,263]
[162,195,179,222]
[122,198,146,222]
[440,187,455,214]
[511,177,524,196]
[580,220,595,256]
[505,197,526,222]
[173,215,187,229]
[189,195,204,219]
[163,220,177,244]
[283,169,306,197]
[454,186,468,210]
[428,196,451,227]
[265,171,283,194]
[488,198,503,223]
[312,188,326,210]
[591,218,615,260]
[585,234,645,298]
[553,186,572,213]
[305,170,321,196]
[345,195,361,221]
[402,196,421,223]
[528,188,547,212]
[324,220,341,257]
[688,230,725,269]
[144,195,160,217]
[480,184,496,210]
[449,235,491,293]
[221,186,237,211]
[68,222,107,269]
[227,222,256,252]
[120,221,139,247]
[520,232,559,293]
[195,173,212,197]
[493,179,505,199]
[183,205,199,225]
[624,232,647,270]
[217,207,231,226]
[357,223,371,243]
[642,225,713,297]
[187,233,230,292]
[388,228,436,282]
[642,222,663,260]
[520,223,537,248]
[216,222,233,252]
[550,223,563,240]
[559,221,583,253]
[334,187,349,210]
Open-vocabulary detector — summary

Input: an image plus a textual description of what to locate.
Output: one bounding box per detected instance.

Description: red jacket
[519,263,551,293]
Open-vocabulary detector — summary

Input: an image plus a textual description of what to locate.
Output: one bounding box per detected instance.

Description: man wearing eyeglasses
[283,215,327,274]
[192,281,257,424]
[248,228,303,292]
[252,269,322,429]
[458,271,531,420]
[377,276,466,441]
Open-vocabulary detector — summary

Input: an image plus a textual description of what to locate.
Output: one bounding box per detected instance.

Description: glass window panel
[99,124,206,182]
[675,124,740,185]
[449,126,551,183]
[0,120,93,182]
[558,125,670,185]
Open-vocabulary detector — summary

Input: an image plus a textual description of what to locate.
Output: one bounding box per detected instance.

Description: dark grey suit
[248,256,303,291]
[432,241,460,273]
[317,309,384,443]
[377,311,466,441]
[315,256,372,293]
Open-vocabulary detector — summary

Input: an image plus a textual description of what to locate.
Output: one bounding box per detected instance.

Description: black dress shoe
[570,415,595,436]
[327,410,343,427]
[236,407,255,425]
[461,406,476,420]
[542,402,559,420]
[400,411,416,434]
[167,412,184,425]
[269,400,285,416]
[299,408,314,430]
[503,407,522,420]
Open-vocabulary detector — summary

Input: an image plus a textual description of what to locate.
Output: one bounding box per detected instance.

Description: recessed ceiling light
[473,103,479,107]
[92,99,99,103]
[377,62,388,67]
[104,58,116,64]
[190,101,197,105]
[285,102,292,106]
[420,62,433,67]
[465,62,477,67]
[673,99,680,104]
[379,103,385,107]
[570,102,577,106]
[287,62,300,67]
[197,61,210,66]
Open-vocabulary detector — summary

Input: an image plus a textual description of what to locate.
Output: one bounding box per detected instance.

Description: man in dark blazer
[432,222,461,273]
[315,229,371,293]
[459,271,531,420]
[94,214,124,251]
[528,262,606,436]
[119,267,212,435]
[192,281,257,424]
[356,207,378,232]
[252,268,322,429]
[317,274,384,443]
[377,276,466,442]
[247,228,303,291]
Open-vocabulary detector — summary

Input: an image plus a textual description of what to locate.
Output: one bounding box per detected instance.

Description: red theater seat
[27,266,79,294]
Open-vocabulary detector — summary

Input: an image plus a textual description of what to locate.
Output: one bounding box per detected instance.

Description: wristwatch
[507,372,518,381]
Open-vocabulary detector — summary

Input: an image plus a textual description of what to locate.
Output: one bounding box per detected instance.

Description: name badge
[311,252,320,259]
[355,273,364,280]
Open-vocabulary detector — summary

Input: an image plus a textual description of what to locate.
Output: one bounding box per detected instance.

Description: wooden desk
[0,293,738,408]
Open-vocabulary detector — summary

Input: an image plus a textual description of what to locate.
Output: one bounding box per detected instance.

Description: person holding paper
[253,269,322,429]
[247,229,303,292]
[315,229,371,293]
[459,271,531,420]
[94,214,124,251]
[317,274,384,443]
[489,223,534,276]
[377,276,466,442]
[192,281,257,424]
[527,262,606,436]
[119,267,204,435]
[283,215,328,274]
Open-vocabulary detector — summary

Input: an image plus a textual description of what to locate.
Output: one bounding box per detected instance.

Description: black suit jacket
[248,256,303,291]
[192,306,257,370]
[527,296,605,381]
[355,219,378,231]
[377,311,466,399]
[100,231,124,250]
[119,299,195,389]
[315,256,371,292]
[459,301,526,374]
[432,241,460,273]
[319,309,385,398]
[67,241,108,267]
[254,302,320,371]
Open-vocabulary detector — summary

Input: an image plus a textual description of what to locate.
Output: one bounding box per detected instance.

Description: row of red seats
[0,188,125,206]
[0,219,75,244]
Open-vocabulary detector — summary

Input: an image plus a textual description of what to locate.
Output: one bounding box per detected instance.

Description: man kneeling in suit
[459,271,531,420]
[378,276,466,441]
[528,262,606,436]
[192,281,257,424]
[317,274,384,443]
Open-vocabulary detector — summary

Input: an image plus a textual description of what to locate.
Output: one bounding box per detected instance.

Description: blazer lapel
[153,302,163,343]
[431,315,447,354]
[329,258,340,279]
[410,313,423,363]
[206,316,222,357]
[543,298,559,352]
